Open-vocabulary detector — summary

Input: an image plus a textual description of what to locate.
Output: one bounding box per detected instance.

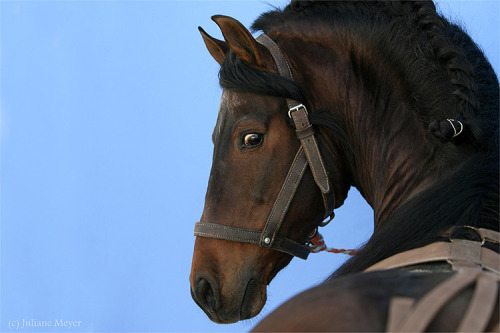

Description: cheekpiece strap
[256,33,334,215]
[259,147,309,251]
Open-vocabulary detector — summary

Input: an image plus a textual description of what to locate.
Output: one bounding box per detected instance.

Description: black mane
[330,150,499,278]
[219,51,306,102]
[219,1,499,277]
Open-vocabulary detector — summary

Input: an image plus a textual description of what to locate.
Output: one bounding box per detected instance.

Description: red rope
[309,231,357,256]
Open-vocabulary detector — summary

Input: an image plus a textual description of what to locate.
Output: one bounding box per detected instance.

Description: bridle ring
[447,119,464,138]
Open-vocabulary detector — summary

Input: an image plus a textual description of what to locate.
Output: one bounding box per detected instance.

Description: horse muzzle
[191,272,266,323]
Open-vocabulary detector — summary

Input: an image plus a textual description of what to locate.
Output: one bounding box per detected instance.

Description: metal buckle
[319,212,335,227]
[288,104,308,118]
[448,225,485,246]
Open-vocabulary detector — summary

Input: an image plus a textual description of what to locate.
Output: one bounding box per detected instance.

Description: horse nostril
[196,278,217,312]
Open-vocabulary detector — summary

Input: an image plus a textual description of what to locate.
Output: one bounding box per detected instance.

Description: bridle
[193,33,336,260]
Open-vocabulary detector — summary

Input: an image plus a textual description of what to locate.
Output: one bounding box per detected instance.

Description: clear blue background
[1,1,498,332]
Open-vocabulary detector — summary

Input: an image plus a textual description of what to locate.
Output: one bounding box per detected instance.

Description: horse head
[189,16,350,323]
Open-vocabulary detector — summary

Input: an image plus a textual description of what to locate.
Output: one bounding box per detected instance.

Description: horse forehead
[214,91,279,137]
[221,90,273,117]
[222,91,245,112]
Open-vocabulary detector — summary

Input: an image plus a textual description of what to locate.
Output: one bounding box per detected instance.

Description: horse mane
[219,1,499,277]
[252,1,498,146]
[219,50,306,103]
[329,151,499,278]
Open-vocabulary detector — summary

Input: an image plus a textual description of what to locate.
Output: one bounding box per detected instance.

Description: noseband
[194,34,336,260]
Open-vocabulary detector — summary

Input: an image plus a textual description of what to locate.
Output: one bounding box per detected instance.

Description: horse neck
[346,96,435,226]
[287,35,440,226]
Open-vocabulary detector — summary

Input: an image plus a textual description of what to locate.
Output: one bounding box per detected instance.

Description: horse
[189,1,499,331]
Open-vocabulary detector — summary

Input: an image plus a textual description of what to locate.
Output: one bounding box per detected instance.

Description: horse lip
[240,277,259,320]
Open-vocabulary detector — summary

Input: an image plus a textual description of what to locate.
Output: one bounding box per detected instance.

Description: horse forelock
[219,50,306,103]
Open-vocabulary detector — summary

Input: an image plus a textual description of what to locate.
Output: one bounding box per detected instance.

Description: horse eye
[243,133,263,147]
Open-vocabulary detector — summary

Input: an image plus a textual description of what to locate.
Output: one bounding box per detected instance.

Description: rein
[193,33,336,260]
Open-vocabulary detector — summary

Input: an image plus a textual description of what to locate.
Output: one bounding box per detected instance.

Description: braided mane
[252,1,498,148]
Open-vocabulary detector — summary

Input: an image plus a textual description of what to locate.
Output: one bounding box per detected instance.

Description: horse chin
[239,278,266,321]
[218,282,266,324]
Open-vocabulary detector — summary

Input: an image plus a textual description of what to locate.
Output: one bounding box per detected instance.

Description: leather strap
[479,228,500,244]
[387,270,498,332]
[194,222,311,260]
[256,33,334,216]
[442,225,500,245]
[387,297,414,332]
[195,148,312,260]
[255,34,299,108]
[365,241,500,274]
[394,269,481,332]
[290,105,331,194]
[259,147,309,250]
[256,34,330,194]
[194,222,261,244]
[379,228,500,331]
[457,273,498,332]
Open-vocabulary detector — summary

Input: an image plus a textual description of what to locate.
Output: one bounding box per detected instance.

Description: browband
[194,33,335,259]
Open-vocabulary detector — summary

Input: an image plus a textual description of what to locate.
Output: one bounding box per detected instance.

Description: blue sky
[1,1,498,332]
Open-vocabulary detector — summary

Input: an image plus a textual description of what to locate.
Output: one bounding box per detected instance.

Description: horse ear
[211,15,264,68]
[199,27,229,66]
